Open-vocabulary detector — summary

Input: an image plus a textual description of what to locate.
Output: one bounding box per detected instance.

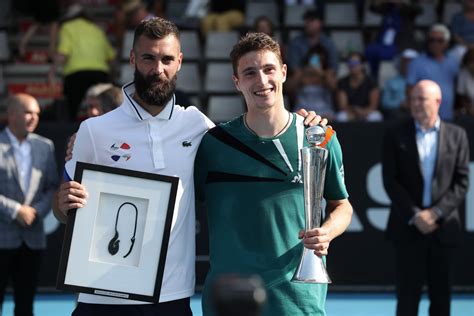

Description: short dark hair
[230,32,283,76]
[132,17,180,49]
[303,9,322,21]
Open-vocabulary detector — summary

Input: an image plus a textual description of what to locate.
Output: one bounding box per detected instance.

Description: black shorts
[72,297,192,316]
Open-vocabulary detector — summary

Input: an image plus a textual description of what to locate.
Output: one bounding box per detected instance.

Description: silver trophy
[292,125,331,284]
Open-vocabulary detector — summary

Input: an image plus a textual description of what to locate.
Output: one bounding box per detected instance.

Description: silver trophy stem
[292,146,331,284]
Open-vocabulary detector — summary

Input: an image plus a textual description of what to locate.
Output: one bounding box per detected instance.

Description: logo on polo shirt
[182,141,192,147]
[110,142,132,161]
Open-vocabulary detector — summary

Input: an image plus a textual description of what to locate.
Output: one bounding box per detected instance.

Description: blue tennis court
[3,292,473,315]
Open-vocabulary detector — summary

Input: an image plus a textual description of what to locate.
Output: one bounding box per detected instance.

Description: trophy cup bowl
[292,125,332,284]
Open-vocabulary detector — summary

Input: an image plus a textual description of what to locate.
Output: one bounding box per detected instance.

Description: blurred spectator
[287,9,338,74]
[50,4,116,122]
[200,0,246,35]
[0,93,58,316]
[14,0,60,60]
[183,0,209,24]
[84,84,123,119]
[292,44,336,121]
[95,86,123,115]
[365,0,422,78]
[449,0,474,61]
[251,16,284,60]
[252,16,275,38]
[381,48,418,120]
[406,24,459,121]
[336,52,382,122]
[76,83,112,120]
[114,0,155,59]
[456,47,474,117]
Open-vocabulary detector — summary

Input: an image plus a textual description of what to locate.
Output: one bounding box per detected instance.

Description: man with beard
[53,18,323,315]
[53,17,213,316]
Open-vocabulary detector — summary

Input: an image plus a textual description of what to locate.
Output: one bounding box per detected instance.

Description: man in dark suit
[0,93,58,316]
[382,80,470,316]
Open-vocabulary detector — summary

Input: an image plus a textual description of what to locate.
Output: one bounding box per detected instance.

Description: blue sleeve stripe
[63,169,72,181]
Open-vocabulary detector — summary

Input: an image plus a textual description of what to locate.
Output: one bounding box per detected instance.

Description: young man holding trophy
[195,33,353,315]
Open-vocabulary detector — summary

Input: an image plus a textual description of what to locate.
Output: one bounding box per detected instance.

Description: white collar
[415,117,441,133]
[121,82,175,121]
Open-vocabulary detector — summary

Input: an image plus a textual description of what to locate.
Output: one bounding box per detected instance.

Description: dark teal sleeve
[194,134,209,202]
[323,133,349,200]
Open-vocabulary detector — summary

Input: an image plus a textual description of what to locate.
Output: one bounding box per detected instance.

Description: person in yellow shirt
[50,4,116,121]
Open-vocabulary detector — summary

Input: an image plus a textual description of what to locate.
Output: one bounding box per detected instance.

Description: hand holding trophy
[292,125,331,284]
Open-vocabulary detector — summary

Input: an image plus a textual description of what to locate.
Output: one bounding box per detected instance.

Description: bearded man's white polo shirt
[65,83,214,304]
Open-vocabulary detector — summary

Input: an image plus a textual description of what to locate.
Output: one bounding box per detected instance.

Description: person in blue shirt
[382,80,469,316]
[381,48,418,120]
[406,24,460,121]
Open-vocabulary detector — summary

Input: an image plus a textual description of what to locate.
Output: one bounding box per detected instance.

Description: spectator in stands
[251,15,285,62]
[365,0,422,78]
[114,0,156,58]
[335,52,382,122]
[406,24,459,121]
[292,44,337,121]
[14,0,60,60]
[200,0,246,36]
[77,83,113,120]
[456,47,474,117]
[381,48,418,120]
[287,9,338,74]
[0,93,58,316]
[449,0,474,61]
[252,15,275,38]
[87,85,123,118]
[50,4,116,122]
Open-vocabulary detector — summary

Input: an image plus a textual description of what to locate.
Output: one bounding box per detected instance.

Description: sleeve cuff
[11,203,21,220]
[432,207,443,218]
[408,207,421,225]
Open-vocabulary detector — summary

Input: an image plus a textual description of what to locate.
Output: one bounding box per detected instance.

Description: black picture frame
[57,162,179,303]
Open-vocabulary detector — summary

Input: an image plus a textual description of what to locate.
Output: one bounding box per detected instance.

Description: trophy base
[292,248,331,284]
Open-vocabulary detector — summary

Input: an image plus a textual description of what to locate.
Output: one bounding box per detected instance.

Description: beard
[134,67,177,107]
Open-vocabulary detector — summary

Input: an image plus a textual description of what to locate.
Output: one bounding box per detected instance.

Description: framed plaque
[57,162,179,303]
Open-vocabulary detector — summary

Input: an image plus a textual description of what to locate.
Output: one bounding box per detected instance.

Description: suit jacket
[382,118,470,245]
[0,128,59,249]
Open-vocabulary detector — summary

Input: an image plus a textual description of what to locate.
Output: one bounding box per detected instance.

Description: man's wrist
[11,203,21,220]
[431,207,443,219]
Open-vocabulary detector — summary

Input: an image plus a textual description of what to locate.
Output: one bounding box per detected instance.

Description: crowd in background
[1,0,474,124]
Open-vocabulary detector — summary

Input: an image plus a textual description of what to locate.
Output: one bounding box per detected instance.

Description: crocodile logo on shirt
[182,141,192,147]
